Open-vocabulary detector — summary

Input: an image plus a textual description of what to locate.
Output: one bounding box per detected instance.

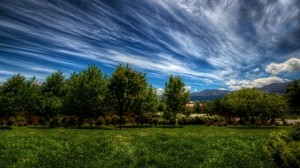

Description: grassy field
[0,125,285,168]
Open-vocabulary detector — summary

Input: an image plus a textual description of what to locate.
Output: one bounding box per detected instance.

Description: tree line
[0,64,189,129]
[0,64,299,129]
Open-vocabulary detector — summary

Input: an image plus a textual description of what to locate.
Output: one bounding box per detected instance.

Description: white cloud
[218,88,227,91]
[184,86,192,92]
[265,58,300,75]
[156,88,164,96]
[253,67,260,73]
[226,76,286,90]
[192,89,198,92]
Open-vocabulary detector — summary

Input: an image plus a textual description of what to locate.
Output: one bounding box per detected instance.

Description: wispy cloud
[0,0,299,90]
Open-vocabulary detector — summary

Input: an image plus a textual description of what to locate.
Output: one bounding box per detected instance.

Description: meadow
[0,125,286,168]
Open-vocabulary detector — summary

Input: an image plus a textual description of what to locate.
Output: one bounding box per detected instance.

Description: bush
[39,118,46,125]
[16,116,27,126]
[7,117,15,126]
[0,118,5,126]
[111,115,120,126]
[265,129,300,168]
[178,117,188,125]
[49,117,58,128]
[88,119,94,126]
[105,116,111,125]
[60,116,77,128]
[96,117,105,126]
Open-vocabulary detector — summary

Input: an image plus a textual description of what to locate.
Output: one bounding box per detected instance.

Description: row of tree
[199,80,300,127]
[0,65,189,129]
[0,64,299,128]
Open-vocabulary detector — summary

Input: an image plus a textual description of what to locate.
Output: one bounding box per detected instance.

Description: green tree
[64,65,107,127]
[194,102,201,114]
[42,70,65,120]
[132,85,159,126]
[144,85,159,114]
[222,88,286,127]
[285,79,300,114]
[0,83,4,118]
[106,65,147,129]
[1,74,42,119]
[265,93,287,124]
[162,75,189,125]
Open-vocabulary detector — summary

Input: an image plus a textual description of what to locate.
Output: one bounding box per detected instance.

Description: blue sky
[1,0,300,92]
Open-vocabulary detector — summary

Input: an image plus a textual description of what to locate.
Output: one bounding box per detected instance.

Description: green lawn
[0,125,284,168]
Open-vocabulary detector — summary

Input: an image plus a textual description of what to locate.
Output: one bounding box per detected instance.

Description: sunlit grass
[0,125,285,168]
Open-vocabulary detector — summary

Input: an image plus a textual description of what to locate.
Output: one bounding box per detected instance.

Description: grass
[0,125,286,168]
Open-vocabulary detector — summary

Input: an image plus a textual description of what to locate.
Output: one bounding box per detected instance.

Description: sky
[1,0,300,92]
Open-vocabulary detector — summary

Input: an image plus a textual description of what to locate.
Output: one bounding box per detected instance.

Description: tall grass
[0,126,282,168]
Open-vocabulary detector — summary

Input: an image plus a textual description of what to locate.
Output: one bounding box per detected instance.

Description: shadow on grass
[122,125,153,128]
[155,125,184,129]
[74,126,113,130]
[27,125,51,129]
[0,126,12,130]
[28,125,113,130]
[228,126,279,129]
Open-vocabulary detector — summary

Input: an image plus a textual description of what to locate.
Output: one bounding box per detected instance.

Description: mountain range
[190,83,288,101]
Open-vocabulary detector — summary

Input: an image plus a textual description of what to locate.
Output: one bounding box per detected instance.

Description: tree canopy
[285,79,300,114]
[106,64,147,129]
[162,75,189,123]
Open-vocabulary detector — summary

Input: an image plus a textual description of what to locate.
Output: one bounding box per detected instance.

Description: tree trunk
[251,114,255,128]
[119,113,122,130]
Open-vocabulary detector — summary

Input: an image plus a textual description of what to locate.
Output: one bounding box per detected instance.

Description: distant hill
[190,83,288,101]
[258,83,288,94]
[190,89,230,101]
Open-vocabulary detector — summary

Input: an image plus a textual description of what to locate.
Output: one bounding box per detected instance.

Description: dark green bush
[0,118,5,126]
[49,117,58,128]
[178,117,188,125]
[105,116,111,125]
[7,117,15,126]
[111,115,119,126]
[16,116,27,126]
[265,129,300,168]
[95,117,105,126]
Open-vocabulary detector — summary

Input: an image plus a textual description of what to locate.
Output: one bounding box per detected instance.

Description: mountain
[190,89,230,101]
[190,83,288,101]
[258,83,288,94]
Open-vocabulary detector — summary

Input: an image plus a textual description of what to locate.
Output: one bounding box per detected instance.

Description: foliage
[95,116,105,126]
[41,70,65,120]
[64,65,107,127]
[265,128,300,168]
[1,75,42,118]
[285,79,300,114]
[162,75,189,124]
[106,64,147,129]
[193,102,201,113]
[222,88,287,127]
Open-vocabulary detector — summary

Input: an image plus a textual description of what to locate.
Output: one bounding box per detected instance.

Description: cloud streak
[0,0,300,90]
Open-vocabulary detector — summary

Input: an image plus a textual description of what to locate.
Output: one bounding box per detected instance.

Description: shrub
[16,116,27,126]
[178,117,188,125]
[96,117,105,126]
[0,118,5,126]
[88,119,94,126]
[111,115,120,126]
[7,117,15,126]
[105,116,111,125]
[151,117,159,126]
[49,117,58,128]
[265,129,300,168]
[39,118,46,125]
